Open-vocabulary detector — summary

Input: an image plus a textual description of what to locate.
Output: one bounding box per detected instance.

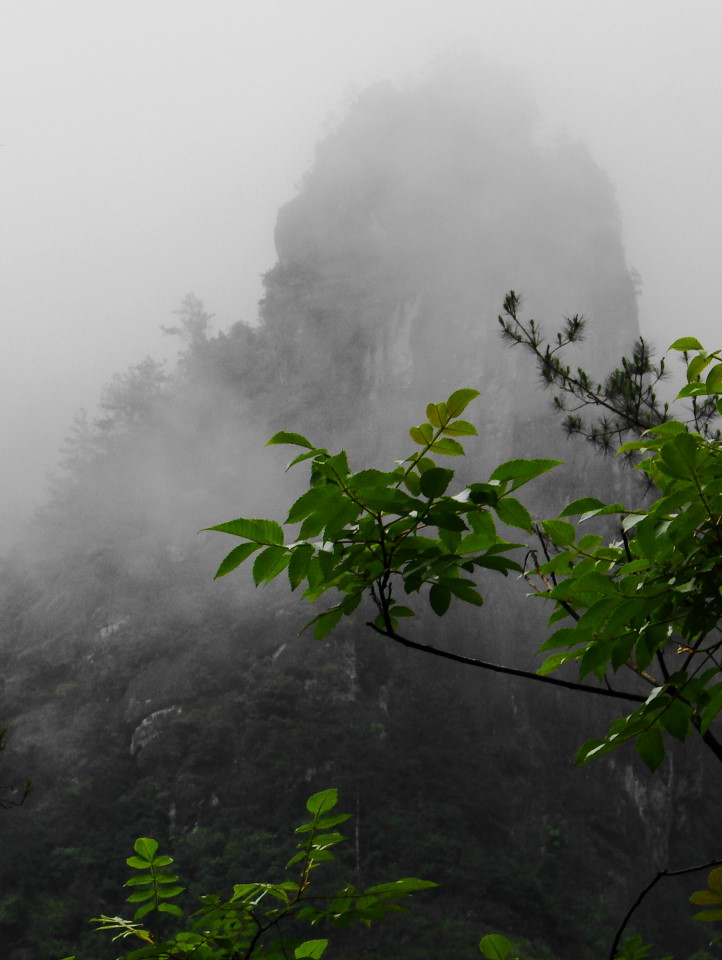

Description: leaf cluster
[530,341,722,770]
[207,388,561,639]
[498,292,720,457]
[88,790,435,960]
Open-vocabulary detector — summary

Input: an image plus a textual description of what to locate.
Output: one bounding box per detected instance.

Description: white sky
[2,0,722,526]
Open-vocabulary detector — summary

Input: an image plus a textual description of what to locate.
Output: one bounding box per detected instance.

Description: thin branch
[366,623,647,703]
[609,858,722,960]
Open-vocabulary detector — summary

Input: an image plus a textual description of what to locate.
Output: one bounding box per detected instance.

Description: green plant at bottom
[62,788,435,960]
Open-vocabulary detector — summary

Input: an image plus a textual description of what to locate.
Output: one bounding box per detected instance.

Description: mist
[2,0,722,532]
[2,6,722,958]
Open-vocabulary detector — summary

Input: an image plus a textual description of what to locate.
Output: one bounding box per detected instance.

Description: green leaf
[708,866,722,895]
[459,530,499,554]
[479,934,514,960]
[295,940,329,959]
[157,903,184,916]
[213,542,262,579]
[446,388,480,417]
[126,855,152,869]
[155,885,185,898]
[404,472,421,495]
[426,403,443,427]
[206,516,284,545]
[428,437,465,456]
[348,468,398,489]
[445,578,484,606]
[267,431,315,449]
[687,353,714,382]
[541,519,576,547]
[706,362,722,392]
[288,543,314,591]
[287,486,341,524]
[558,497,606,518]
[133,838,159,861]
[429,583,451,616]
[442,419,478,437]
[363,878,438,895]
[659,433,697,479]
[635,726,665,771]
[419,467,455,498]
[668,336,703,351]
[306,789,338,816]
[133,902,155,921]
[494,497,533,532]
[489,458,562,491]
[253,546,290,585]
[537,650,579,675]
[409,423,434,445]
[390,605,415,618]
[313,607,344,640]
[692,908,722,923]
[127,888,155,902]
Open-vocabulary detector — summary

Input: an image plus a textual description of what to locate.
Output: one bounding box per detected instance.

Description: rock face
[262,63,638,461]
[0,64,712,960]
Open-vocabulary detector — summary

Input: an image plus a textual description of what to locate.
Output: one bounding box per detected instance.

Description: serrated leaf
[286,486,340,524]
[428,437,465,456]
[558,497,606,518]
[446,388,480,418]
[459,529,498,554]
[426,403,442,427]
[489,458,561,491]
[541,519,576,547]
[494,497,533,532]
[442,419,478,437]
[253,546,290,585]
[537,650,579,675]
[214,542,262,579]
[445,579,484,606]
[659,433,697,479]
[206,516,284,545]
[288,543,314,591]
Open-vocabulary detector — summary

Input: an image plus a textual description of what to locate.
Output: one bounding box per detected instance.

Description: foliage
[209,302,722,957]
[210,331,722,775]
[498,291,720,455]
[207,386,560,641]
[68,789,434,960]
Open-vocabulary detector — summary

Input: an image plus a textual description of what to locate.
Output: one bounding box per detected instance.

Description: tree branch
[609,858,722,960]
[366,623,647,704]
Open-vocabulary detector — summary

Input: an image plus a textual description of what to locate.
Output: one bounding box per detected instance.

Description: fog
[2,0,722,531]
